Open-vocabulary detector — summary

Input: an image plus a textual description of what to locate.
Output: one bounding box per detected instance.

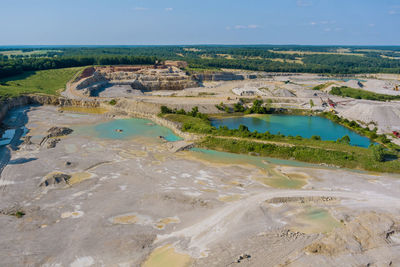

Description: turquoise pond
[74,118,182,142]
[211,115,372,148]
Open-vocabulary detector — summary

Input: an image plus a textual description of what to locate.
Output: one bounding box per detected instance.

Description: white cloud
[165,7,173,11]
[134,7,148,11]
[368,23,375,27]
[309,20,336,26]
[389,5,400,15]
[228,24,260,30]
[247,24,260,29]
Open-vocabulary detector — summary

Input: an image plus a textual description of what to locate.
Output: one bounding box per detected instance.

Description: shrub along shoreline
[160,105,400,173]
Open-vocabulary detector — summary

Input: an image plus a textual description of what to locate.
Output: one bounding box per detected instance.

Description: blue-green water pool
[211,115,372,148]
[74,118,182,142]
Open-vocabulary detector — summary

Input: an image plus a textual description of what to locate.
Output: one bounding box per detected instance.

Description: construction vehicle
[320,97,328,107]
[327,98,337,108]
[330,108,337,114]
[394,85,399,91]
[393,131,400,138]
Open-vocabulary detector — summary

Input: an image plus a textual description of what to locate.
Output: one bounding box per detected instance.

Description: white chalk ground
[0,106,400,266]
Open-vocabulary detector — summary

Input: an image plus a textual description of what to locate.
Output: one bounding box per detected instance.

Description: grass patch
[330,86,400,101]
[161,107,400,173]
[0,67,84,100]
[199,137,400,173]
[313,82,334,90]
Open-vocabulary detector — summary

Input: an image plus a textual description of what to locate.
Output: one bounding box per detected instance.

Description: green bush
[330,86,400,102]
[370,144,385,162]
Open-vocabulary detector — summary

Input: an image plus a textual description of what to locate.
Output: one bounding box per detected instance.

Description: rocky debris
[273,88,296,97]
[267,196,336,204]
[39,172,71,187]
[236,253,251,263]
[305,212,400,256]
[46,138,60,148]
[167,141,195,152]
[21,136,32,145]
[76,66,199,95]
[0,204,26,218]
[340,102,400,133]
[39,127,73,148]
[193,71,250,82]
[46,127,73,138]
[277,229,306,240]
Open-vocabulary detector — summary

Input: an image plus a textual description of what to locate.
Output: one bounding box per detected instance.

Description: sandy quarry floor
[64,71,400,134]
[1,106,400,266]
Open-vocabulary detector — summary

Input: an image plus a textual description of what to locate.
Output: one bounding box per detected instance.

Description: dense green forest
[1,45,400,79]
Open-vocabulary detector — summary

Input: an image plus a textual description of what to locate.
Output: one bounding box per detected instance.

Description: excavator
[394,85,399,91]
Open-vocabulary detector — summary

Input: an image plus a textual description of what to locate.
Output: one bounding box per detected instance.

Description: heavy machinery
[320,97,328,107]
[394,85,399,91]
[393,131,400,138]
[327,98,337,108]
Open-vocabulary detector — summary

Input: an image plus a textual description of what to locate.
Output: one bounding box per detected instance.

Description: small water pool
[74,118,182,142]
[211,115,372,148]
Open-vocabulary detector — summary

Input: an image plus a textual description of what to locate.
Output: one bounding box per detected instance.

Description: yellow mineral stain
[154,217,180,230]
[196,180,207,186]
[153,154,167,162]
[68,172,93,185]
[254,169,308,189]
[159,217,180,225]
[200,188,218,193]
[218,194,242,202]
[59,106,109,114]
[112,215,139,225]
[142,245,192,267]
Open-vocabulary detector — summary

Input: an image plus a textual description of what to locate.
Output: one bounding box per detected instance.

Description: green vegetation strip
[0,67,83,100]
[199,136,399,173]
[330,86,400,101]
[161,106,400,173]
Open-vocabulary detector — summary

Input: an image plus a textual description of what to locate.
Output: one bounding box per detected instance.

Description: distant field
[269,50,365,57]
[0,67,83,100]
[0,49,61,56]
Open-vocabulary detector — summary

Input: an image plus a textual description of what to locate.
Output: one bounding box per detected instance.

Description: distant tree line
[2,45,400,79]
[0,55,157,79]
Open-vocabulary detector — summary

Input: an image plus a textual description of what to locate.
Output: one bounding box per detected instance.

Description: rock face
[75,66,199,96]
[194,72,256,82]
[39,172,71,187]
[46,127,73,138]
[39,127,73,148]
[0,95,100,124]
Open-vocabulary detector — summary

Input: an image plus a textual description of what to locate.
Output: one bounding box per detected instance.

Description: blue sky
[0,0,399,45]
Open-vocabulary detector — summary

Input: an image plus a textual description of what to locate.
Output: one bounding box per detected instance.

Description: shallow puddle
[74,118,181,142]
[290,207,341,234]
[142,245,192,267]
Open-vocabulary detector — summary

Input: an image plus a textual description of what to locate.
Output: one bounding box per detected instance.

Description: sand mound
[306,212,399,256]
[273,88,296,97]
[340,102,400,132]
